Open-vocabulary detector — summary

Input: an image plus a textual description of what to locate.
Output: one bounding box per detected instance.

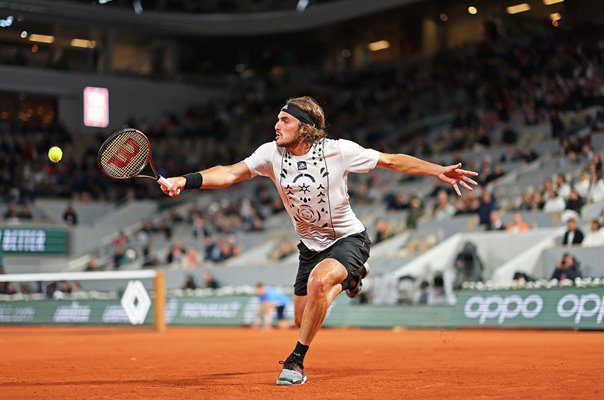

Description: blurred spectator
[426,273,456,305]
[182,247,201,268]
[374,220,394,244]
[417,280,430,305]
[3,203,20,225]
[112,244,128,269]
[452,241,484,290]
[62,203,78,226]
[181,274,197,290]
[562,217,584,246]
[520,146,539,163]
[555,174,571,200]
[253,282,293,330]
[574,171,590,199]
[405,195,424,229]
[565,190,584,215]
[551,253,583,281]
[543,189,566,213]
[506,212,530,233]
[477,190,496,227]
[433,190,455,220]
[85,258,100,272]
[512,271,533,283]
[588,173,604,203]
[487,210,505,231]
[485,164,505,184]
[270,237,296,261]
[515,190,534,211]
[203,271,220,289]
[166,240,186,265]
[583,219,604,247]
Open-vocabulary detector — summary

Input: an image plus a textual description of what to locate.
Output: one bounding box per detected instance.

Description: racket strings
[99,131,150,178]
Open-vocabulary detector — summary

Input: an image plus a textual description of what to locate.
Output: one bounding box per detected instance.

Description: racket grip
[157,176,173,188]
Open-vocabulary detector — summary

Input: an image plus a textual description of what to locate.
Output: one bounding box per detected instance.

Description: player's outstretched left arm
[376,153,478,196]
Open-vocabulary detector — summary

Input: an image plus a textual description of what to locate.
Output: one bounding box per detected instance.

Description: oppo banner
[1,289,604,330]
[457,288,604,329]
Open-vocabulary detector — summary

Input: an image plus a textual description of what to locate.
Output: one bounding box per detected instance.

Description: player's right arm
[162,161,252,197]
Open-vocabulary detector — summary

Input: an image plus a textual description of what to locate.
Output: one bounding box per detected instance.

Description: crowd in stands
[2,23,604,209]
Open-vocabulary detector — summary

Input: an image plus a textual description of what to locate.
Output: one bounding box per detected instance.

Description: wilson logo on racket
[98,128,173,189]
[107,137,141,168]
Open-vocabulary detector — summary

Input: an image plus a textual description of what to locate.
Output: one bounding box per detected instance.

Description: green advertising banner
[0,227,69,255]
[454,287,604,329]
[1,288,603,330]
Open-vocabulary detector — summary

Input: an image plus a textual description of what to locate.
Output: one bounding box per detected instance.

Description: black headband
[280,103,317,126]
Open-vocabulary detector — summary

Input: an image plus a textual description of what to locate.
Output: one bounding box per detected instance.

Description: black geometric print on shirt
[282,143,334,244]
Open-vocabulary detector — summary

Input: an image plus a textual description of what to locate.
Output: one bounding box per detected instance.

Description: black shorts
[276,305,286,320]
[294,230,370,296]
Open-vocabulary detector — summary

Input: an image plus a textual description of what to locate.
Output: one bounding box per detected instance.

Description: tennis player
[161,96,478,385]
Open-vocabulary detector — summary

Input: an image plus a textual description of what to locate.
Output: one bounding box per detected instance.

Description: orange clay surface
[1,326,603,400]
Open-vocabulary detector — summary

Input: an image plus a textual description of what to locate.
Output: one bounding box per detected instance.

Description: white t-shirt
[244,138,380,251]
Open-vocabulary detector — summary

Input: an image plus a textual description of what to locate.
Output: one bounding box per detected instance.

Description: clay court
[1,326,603,400]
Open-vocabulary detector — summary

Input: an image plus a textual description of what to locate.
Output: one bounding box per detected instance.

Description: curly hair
[286,96,328,145]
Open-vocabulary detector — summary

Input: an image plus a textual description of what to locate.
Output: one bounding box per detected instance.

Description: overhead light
[507,3,530,14]
[0,15,13,28]
[29,34,55,44]
[550,12,561,21]
[98,0,112,4]
[297,0,309,12]
[543,0,564,5]
[468,6,478,15]
[440,13,449,22]
[20,30,27,39]
[71,38,96,48]
[368,40,390,52]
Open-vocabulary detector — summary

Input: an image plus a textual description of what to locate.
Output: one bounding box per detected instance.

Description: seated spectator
[515,190,534,211]
[562,217,584,246]
[512,271,533,283]
[166,240,186,265]
[487,210,505,231]
[520,145,539,163]
[62,203,78,226]
[574,171,590,199]
[485,164,505,184]
[374,220,394,243]
[203,271,220,289]
[3,203,20,225]
[270,237,296,261]
[405,195,424,229]
[543,189,566,213]
[192,215,210,239]
[565,190,584,215]
[555,174,571,200]
[426,273,456,306]
[506,212,530,233]
[433,190,455,220]
[477,190,496,226]
[551,253,583,282]
[583,219,604,247]
[182,247,201,268]
[181,274,197,290]
[588,172,604,203]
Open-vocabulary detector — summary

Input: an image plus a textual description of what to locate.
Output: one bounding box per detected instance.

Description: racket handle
[157,176,173,188]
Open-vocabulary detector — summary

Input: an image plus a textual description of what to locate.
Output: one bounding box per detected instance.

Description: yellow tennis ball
[48,146,63,163]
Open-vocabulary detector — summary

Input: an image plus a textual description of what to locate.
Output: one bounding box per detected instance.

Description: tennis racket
[97,128,173,189]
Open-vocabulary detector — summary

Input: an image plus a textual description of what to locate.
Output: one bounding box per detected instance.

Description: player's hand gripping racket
[97,128,174,190]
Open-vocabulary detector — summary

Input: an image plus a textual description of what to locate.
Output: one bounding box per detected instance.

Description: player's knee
[307,275,329,298]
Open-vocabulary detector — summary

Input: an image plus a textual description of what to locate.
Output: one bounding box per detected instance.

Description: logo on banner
[121,280,151,325]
